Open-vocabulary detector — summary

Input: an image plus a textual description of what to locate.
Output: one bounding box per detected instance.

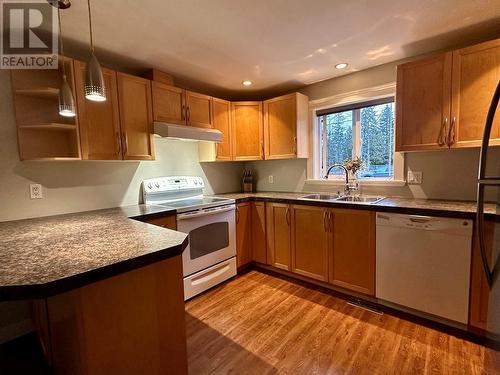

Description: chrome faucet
[324,164,350,195]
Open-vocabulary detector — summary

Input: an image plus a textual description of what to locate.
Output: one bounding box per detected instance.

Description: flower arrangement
[343,156,364,175]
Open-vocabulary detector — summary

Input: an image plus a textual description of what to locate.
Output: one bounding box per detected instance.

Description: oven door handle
[177,205,236,220]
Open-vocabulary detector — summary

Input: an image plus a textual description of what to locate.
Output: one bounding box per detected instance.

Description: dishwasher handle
[376,212,471,233]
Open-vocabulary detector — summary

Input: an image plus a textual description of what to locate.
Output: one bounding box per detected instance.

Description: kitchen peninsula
[0,206,189,375]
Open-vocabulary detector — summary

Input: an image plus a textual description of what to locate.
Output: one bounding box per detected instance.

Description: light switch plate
[268,175,274,184]
[30,184,43,199]
[407,171,422,184]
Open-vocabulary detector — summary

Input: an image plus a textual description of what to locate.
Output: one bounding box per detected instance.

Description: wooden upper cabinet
[231,101,264,161]
[236,202,252,268]
[117,73,155,160]
[263,92,309,159]
[395,52,452,151]
[290,205,329,282]
[330,209,375,295]
[185,90,213,128]
[74,60,122,160]
[266,202,291,270]
[251,202,267,264]
[211,98,232,160]
[451,39,500,148]
[152,82,185,125]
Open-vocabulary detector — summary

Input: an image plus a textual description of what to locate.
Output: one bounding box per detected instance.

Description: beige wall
[248,60,500,201]
[0,71,243,222]
[0,70,243,340]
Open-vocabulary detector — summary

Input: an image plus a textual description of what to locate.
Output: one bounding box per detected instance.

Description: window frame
[306,83,405,187]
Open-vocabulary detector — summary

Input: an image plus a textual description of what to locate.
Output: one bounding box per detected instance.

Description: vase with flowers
[343,156,363,189]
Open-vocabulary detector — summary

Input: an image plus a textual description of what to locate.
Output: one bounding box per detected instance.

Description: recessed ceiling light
[242,80,253,86]
[335,63,348,69]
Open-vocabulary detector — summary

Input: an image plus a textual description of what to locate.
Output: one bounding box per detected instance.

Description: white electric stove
[142,176,236,300]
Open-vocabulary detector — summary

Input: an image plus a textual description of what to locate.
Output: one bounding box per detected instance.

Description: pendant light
[84,0,106,102]
[54,2,76,117]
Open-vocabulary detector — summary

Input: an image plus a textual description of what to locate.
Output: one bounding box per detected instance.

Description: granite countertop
[214,192,498,220]
[0,205,186,300]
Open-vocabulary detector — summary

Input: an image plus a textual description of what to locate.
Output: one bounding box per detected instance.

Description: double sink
[299,193,385,204]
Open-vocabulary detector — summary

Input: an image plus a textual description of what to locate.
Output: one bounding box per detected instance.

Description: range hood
[154,122,222,142]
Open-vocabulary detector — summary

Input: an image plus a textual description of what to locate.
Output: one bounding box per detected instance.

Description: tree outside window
[320,100,395,179]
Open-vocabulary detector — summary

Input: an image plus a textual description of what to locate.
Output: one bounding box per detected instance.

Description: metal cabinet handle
[122,132,128,156]
[236,206,240,224]
[116,131,121,157]
[181,105,186,120]
[261,141,265,159]
[285,206,290,226]
[323,211,328,232]
[293,136,297,154]
[437,117,448,146]
[186,107,191,123]
[447,117,456,147]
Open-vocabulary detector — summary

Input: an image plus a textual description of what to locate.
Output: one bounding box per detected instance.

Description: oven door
[177,204,236,277]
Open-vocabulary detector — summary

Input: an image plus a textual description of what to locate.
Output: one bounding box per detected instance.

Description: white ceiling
[58,0,500,98]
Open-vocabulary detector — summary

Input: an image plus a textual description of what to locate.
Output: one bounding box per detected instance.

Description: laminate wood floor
[185,270,500,375]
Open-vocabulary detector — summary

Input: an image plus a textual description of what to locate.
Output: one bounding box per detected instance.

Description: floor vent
[347,299,384,315]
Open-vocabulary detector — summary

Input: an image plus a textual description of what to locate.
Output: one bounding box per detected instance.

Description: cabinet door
[266,202,291,270]
[469,220,494,330]
[117,73,155,160]
[231,102,264,161]
[212,98,232,160]
[74,61,122,160]
[264,93,297,159]
[330,209,375,295]
[186,91,212,128]
[251,202,267,264]
[144,215,177,230]
[291,205,329,282]
[236,202,252,268]
[395,53,452,151]
[152,82,186,125]
[451,39,500,148]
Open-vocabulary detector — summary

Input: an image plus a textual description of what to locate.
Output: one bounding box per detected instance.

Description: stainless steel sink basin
[299,193,342,201]
[335,196,385,204]
[298,193,385,204]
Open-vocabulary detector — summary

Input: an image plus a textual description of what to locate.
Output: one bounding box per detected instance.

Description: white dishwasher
[376,212,473,324]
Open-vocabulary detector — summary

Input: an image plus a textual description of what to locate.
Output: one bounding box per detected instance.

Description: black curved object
[476,79,500,288]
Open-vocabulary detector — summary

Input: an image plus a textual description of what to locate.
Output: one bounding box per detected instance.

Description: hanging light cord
[87,0,94,53]
[57,8,66,78]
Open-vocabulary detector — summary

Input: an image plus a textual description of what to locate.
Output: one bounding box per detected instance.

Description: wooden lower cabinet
[290,205,329,282]
[144,215,177,230]
[251,202,267,264]
[329,209,375,296]
[469,220,495,330]
[236,202,252,268]
[266,202,291,270]
[33,257,188,375]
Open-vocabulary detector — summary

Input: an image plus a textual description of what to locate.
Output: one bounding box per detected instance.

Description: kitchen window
[316,97,396,180]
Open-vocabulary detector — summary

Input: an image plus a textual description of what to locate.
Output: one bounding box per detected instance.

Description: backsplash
[245,147,500,201]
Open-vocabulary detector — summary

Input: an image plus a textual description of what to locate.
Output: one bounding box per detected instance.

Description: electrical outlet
[407,171,422,184]
[30,184,43,199]
[268,175,274,184]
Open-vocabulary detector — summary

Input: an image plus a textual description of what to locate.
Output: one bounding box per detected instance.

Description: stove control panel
[143,176,204,194]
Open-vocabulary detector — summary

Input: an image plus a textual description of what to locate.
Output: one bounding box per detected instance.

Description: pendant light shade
[85,53,106,102]
[84,0,106,102]
[56,6,76,117]
[59,74,76,117]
